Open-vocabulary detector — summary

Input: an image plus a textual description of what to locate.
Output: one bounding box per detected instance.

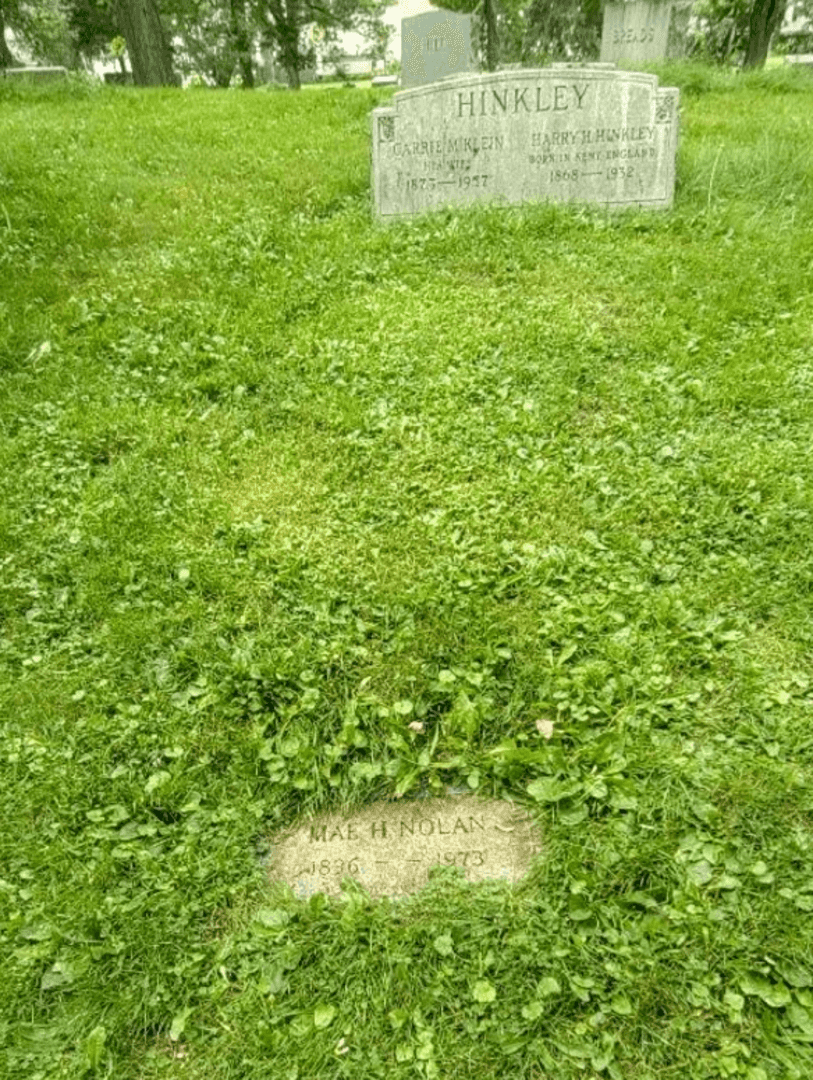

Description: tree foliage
[0,0,81,67]
[164,0,240,84]
[251,0,389,88]
[66,0,119,63]
[4,0,808,87]
[441,0,601,71]
[521,0,601,63]
[689,0,812,65]
[0,1,19,66]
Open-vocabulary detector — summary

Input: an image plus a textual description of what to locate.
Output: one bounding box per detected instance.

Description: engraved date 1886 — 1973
[296,849,487,879]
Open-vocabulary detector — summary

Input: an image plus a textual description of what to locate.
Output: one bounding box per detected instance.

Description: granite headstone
[401,8,476,89]
[371,65,679,218]
[600,1,691,64]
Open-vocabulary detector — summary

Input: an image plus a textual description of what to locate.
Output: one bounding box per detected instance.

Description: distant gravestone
[785,53,813,68]
[371,65,679,219]
[401,8,475,89]
[266,791,542,902]
[2,66,68,83]
[600,1,691,64]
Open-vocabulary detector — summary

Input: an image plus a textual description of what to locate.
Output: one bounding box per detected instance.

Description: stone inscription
[371,67,679,218]
[266,794,542,902]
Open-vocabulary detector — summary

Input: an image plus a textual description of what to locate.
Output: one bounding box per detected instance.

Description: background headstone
[266,789,543,902]
[371,65,680,219]
[401,8,475,89]
[600,0,691,64]
[2,66,68,83]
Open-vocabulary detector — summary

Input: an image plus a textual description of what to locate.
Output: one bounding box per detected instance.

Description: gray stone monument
[2,66,69,83]
[600,0,691,64]
[266,789,542,903]
[401,7,476,89]
[371,65,679,219]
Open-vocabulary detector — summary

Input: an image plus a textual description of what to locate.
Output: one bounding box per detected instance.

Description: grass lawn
[1,61,813,1080]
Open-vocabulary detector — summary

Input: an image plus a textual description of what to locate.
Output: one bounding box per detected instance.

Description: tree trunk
[274,0,301,88]
[284,58,300,88]
[229,0,254,87]
[0,3,19,69]
[114,0,175,85]
[744,0,788,68]
[483,0,498,71]
[583,0,602,36]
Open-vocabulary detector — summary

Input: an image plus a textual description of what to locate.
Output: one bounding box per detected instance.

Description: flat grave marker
[266,791,543,903]
[371,65,679,219]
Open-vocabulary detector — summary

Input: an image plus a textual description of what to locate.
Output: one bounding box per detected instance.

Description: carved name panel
[266,793,543,902]
[371,66,679,219]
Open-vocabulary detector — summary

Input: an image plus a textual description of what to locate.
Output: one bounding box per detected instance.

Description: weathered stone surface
[266,791,542,902]
[371,66,679,219]
[785,53,813,67]
[401,8,475,89]
[600,1,691,64]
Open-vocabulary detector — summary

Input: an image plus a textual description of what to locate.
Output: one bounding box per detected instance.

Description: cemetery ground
[1,62,812,1080]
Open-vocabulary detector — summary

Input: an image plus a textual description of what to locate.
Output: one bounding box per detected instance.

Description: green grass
[1,60,813,1079]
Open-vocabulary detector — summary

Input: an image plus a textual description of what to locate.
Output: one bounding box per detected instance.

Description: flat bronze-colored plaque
[266,793,543,902]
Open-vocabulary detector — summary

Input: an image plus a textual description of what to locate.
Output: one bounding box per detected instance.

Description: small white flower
[535,718,554,740]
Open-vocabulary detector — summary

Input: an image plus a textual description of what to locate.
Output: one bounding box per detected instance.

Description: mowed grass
[1,62,813,1079]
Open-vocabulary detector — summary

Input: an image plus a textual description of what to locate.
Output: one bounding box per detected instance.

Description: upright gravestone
[600,0,691,64]
[401,7,476,89]
[266,790,543,903]
[371,65,679,219]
